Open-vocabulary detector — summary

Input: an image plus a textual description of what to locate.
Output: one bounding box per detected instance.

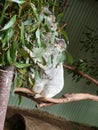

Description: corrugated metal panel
[62,0,98,57]
[9,0,98,127]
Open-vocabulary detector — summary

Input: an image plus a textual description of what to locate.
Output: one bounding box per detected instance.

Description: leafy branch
[0,0,69,90]
[63,64,98,86]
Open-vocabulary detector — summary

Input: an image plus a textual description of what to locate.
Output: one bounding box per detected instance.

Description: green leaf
[18,95,22,105]
[14,62,31,68]
[60,30,69,44]
[13,42,20,51]
[2,38,8,49]
[66,51,73,65]
[41,56,47,65]
[7,49,12,64]
[13,42,27,57]
[1,15,16,31]
[16,74,24,87]
[28,77,34,86]
[0,1,9,25]
[19,68,26,74]
[10,42,17,61]
[57,13,63,22]
[6,28,14,41]
[30,3,39,21]
[2,29,14,48]
[10,0,25,4]
[1,53,5,66]
[20,22,25,44]
[35,28,41,47]
[56,52,66,66]
[30,22,40,32]
[19,48,29,57]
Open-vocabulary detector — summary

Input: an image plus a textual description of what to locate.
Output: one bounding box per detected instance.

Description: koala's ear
[57,39,67,49]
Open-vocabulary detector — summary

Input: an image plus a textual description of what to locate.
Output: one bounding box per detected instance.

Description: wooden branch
[60,22,67,30]
[15,87,98,108]
[15,64,98,108]
[63,64,98,86]
[63,0,69,13]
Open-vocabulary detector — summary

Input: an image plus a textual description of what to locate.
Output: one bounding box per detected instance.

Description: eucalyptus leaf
[18,95,22,105]
[30,3,39,21]
[14,62,31,68]
[1,53,5,66]
[19,48,29,57]
[30,22,40,32]
[56,52,66,66]
[2,29,14,48]
[10,42,17,61]
[60,30,69,44]
[2,38,7,49]
[7,49,12,64]
[13,42,20,51]
[28,77,34,86]
[21,22,25,44]
[35,28,41,47]
[6,29,14,41]
[10,0,25,4]
[57,13,63,22]
[1,15,16,31]
[0,1,9,25]
[16,74,24,87]
[41,56,47,65]
[19,68,26,74]
[66,51,73,65]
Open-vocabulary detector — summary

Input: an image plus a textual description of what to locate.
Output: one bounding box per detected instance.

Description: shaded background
[8,0,98,127]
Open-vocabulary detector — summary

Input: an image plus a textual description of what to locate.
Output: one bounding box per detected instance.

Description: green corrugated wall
[9,0,98,127]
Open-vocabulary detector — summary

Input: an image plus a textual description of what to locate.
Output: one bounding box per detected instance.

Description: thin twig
[60,23,67,30]
[63,0,69,13]
[63,64,98,86]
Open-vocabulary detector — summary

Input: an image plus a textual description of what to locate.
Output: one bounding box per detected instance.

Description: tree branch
[63,0,69,13]
[15,87,98,108]
[15,64,98,108]
[63,64,98,86]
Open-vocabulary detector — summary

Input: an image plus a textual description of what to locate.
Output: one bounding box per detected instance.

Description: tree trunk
[0,66,14,130]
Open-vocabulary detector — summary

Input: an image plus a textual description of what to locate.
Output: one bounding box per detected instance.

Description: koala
[33,62,64,98]
[23,6,67,98]
[23,39,67,98]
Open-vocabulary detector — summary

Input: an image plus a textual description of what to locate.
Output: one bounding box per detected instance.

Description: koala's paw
[34,93,42,98]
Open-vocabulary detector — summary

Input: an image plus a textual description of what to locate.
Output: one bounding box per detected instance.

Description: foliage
[80,26,98,54]
[69,27,98,85]
[0,0,69,89]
